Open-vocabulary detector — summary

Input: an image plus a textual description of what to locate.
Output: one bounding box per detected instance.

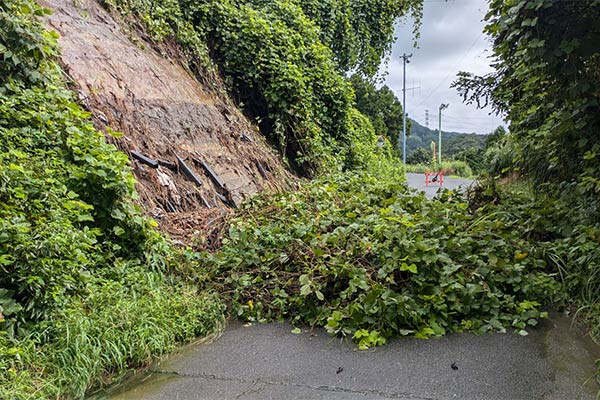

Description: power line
[441,115,502,122]
[416,32,485,107]
[423,114,500,133]
[430,117,498,128]
[443,115,500,121]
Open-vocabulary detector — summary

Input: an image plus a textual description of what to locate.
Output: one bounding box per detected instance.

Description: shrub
[405,161,473,178]
[406,147,431,165]
[0,18,162,333]
[440,160,473,178]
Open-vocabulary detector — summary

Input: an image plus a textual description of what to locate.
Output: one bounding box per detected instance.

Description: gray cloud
[381,0,505,134]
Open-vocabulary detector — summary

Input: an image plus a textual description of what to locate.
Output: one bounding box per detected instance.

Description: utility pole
[401,53,412,164]
[438,103,449,164]
[425,109,430,128]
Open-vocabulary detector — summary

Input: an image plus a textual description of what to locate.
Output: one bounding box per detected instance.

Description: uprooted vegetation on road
[1,0,599,398]
[201,172,563,349]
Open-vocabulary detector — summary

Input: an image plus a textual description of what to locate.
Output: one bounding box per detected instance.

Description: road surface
[405,172,474,199]
[104,315,599,400]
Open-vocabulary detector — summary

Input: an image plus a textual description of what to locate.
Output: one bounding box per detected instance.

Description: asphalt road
[405,173,474,199]
[106,316,599,400]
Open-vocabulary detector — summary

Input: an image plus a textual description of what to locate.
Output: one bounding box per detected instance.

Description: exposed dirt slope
[40,0,292,244]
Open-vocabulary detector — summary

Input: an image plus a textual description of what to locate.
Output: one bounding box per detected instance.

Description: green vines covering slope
[294,0,423,77]
[0,2,223,398]
[185,0,355,173]
[103,0,418,175]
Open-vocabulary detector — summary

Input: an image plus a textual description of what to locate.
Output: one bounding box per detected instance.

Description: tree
[349,73,406,152]
[484,126,507,150]
[453,147,484,174]
[452,0,600,191]
[407,147,430,165]
[298,0,423,77]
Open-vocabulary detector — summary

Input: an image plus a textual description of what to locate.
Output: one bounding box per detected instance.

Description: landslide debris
[41,0,293,245]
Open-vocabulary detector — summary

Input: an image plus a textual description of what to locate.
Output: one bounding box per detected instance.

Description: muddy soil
[41,0,293,244]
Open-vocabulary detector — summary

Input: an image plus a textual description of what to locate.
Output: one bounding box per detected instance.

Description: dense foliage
[471,181,600,343]
[0,1,223,398]
[185,0,356,173]
[349,73,405,152]
[201,170,561,349]
[406,147,430,165]
[3,0,599,396]
[453,0,600,191]
[298,0,423,77]
[452,127,509,176]
[480,126,515,178]
[453,0,600,382]
[103,0,420,175]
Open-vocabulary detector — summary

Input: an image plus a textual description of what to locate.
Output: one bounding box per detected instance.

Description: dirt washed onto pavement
[41,0,293,246]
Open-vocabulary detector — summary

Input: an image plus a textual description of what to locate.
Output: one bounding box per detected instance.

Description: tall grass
[0,272,225,400]
[485,178,600,389]
[405,160,473,178]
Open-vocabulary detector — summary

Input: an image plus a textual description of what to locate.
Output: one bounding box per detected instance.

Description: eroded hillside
[41,0,292,243]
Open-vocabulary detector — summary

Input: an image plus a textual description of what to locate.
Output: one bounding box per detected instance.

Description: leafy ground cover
[196,171,599,397]
[453,0,600,368]
[2,0,599,398]
[200,169,565,350]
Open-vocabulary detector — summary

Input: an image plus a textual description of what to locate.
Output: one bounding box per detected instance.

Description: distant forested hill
[406,119,487,157]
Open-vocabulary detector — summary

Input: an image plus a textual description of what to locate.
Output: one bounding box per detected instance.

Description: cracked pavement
[105,176,599,400]
[108,317,599,400]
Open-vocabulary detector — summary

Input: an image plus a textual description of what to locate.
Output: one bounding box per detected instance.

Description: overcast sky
[382,0,505,135]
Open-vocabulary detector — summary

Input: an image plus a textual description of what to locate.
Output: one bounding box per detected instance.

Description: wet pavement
[103,314,599,400]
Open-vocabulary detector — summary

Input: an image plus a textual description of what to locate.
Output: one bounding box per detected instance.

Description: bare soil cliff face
[40,0,292,244]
